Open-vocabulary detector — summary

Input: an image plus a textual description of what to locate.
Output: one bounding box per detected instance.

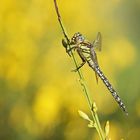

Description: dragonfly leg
[62,39,68,48]
[72,48,86,72]
[66,46,77,52]
[62,39,77,56]
[62,39,71,56]
[72,61,86,72]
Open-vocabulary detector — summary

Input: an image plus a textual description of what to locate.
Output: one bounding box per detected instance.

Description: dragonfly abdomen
[94,66,128,115]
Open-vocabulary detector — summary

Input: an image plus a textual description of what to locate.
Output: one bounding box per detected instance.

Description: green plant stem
[54,0,105,139]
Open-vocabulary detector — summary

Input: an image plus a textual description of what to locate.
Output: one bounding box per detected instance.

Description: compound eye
[79,36,84,41]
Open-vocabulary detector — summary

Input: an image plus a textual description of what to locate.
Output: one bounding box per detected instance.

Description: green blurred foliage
[0,0,140,139]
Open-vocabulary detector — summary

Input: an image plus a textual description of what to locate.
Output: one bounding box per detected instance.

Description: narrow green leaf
[92,102,98,112]
[105,121,110,137]
[78,110,91,121]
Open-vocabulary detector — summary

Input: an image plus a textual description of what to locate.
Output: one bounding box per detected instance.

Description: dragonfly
[62,32,128,115]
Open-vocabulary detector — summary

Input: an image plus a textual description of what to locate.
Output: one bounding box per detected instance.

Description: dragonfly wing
[95,71,99,84]
[93,32,102,51]
[90,47,99,84]
[94,54,99,84]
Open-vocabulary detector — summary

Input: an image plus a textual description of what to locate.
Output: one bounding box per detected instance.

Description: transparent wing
[95,71,99,84]
[93,32,102,51]
[94,54,99,84]
[90,49,99,84]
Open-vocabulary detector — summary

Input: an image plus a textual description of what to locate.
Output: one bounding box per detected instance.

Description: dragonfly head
[71,32,85,44]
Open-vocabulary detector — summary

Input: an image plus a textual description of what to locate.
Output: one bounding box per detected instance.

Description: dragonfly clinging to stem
[62,32,128,115]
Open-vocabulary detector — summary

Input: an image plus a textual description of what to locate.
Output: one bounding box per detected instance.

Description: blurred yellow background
[0,0,140,139]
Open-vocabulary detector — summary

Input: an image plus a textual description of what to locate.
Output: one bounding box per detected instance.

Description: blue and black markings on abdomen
[92,65,128,115]
[80,45,128,115]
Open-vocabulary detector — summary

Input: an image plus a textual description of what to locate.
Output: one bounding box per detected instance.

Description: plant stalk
[54,0,105,139]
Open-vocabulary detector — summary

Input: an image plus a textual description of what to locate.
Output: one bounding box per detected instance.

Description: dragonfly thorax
[71,32,85,44]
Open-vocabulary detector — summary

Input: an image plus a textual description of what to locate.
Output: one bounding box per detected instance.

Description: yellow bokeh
[33,85,61,126]
[0,0,139,139]
[110,38,136,69]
